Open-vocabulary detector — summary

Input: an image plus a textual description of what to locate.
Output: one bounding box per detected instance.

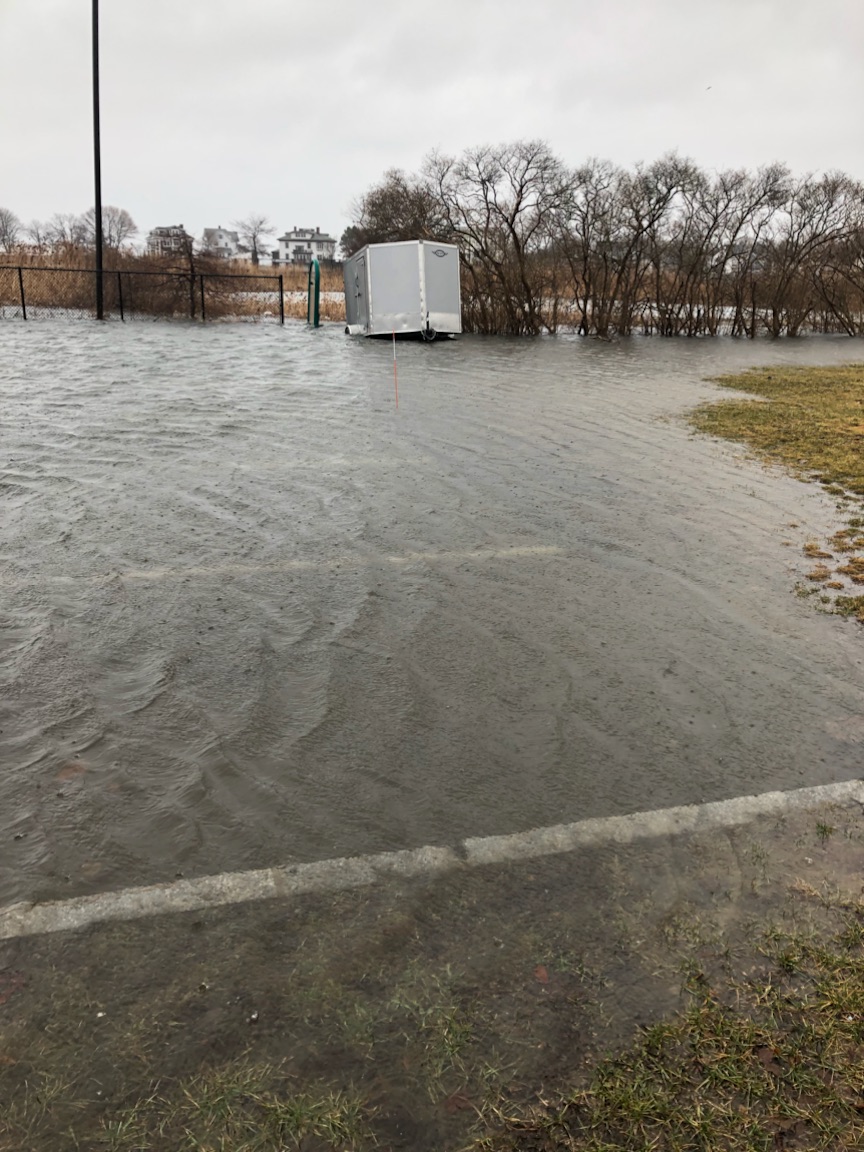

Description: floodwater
[3,322,864,906]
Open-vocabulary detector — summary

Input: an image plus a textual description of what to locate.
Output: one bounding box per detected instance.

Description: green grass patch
[101,1063,371,1152]
[472,900,864,1150]
[690,364,864,622]
[833,594,864,622]
[690,363,864,497]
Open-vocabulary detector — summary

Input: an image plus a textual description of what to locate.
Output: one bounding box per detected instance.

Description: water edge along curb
[3,778,863,940]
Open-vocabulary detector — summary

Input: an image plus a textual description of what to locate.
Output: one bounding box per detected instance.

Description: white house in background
[201,226,243,259]
[271,226,337,266]
[146,224,192,256]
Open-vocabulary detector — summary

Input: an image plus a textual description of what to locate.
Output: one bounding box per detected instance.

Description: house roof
[277,229,336,243]
[202,228,239,241]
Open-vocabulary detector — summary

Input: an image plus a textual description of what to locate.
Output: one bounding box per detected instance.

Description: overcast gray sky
[1,0,862,246]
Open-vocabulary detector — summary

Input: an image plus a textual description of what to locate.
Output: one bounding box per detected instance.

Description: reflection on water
[2,323,864,904]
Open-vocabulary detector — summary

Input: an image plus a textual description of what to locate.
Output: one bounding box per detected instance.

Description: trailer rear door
[368,243,423,335]
[421,243,462,334]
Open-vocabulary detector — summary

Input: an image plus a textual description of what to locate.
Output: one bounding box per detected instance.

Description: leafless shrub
[348,144,864,337]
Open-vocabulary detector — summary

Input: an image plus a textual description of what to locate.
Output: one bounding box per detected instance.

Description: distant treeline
[342,143,864,337]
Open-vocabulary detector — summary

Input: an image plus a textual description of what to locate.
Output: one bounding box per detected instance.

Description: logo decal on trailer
[432,249,446,257]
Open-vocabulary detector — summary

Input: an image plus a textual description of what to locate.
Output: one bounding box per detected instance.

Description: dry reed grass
[0,250,347,321]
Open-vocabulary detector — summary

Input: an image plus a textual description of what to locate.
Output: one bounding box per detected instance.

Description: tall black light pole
[92,0,104,319]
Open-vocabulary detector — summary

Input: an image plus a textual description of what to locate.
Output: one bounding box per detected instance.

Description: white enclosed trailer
[343,239,461,339]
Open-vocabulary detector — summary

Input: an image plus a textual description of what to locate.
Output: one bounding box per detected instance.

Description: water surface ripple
[3,323,864,903]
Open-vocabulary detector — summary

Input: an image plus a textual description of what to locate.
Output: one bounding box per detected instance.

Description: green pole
[307,258,320,327]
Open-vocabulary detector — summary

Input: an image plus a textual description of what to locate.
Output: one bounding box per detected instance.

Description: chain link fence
[0,266,287,323]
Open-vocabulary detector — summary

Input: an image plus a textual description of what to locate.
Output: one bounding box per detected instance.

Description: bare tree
[231,214,272,265]
[756,172,856,336]
[715,164,789,337]
[427,140,570,334]
[556,158,630,337]
[341,168,449,256]
[24,219,50,250]
[813,191,864,335]
[0,207,22,252]
[686,168,773,336]
[44,213,88,249]
[80,205,138,249]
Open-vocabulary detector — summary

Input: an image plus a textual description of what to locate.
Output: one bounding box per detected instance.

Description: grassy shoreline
[690,363,864,622]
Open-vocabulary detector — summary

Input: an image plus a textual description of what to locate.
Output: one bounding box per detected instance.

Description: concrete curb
[2,779,862,940]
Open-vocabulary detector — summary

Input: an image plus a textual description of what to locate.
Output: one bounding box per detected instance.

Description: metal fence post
[117,271,124,321]
[17,267,27,320]
[199,275,206,322]
[279,274,284,325]
[92,0,104,320]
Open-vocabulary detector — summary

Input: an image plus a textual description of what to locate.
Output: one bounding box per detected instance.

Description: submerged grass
[97,1063,373,1152]
[6,910,864,1152]
[472,899,864,1150]
[690,363,864,622]
[12,927,864,1152]
[3,807,864,1151]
